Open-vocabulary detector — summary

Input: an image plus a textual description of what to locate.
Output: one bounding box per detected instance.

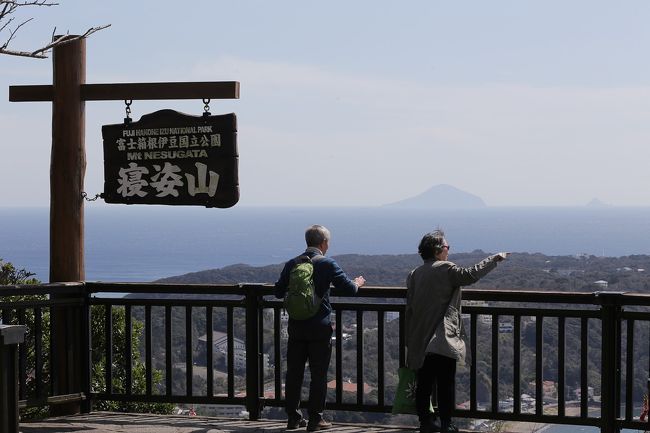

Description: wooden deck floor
[19,412,420,433]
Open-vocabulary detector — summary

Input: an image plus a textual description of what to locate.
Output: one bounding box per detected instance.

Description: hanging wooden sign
[102,109,239,208]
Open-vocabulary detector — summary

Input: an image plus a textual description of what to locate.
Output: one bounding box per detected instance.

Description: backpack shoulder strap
[309,255,327,300]
[294,254,325,265]
[311,254,325,263]
[293,254,311,264]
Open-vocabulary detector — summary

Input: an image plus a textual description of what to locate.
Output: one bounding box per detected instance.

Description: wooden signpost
[8,36,240,415]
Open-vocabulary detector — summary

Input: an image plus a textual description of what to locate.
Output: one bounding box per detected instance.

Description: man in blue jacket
[275,224,366,431]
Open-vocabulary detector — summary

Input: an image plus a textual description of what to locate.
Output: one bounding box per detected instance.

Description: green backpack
[284,254,325,320]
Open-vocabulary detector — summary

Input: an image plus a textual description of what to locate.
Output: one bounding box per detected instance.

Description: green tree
[90,304,173,414]
[0,258,40,285]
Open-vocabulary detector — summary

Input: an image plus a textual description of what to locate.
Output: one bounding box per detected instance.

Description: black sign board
[102,109,238,207]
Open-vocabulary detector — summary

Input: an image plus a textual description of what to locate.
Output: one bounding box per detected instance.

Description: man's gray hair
[305,224,331,247]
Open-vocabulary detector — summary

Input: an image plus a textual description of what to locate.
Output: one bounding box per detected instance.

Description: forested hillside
[158,250,650,293]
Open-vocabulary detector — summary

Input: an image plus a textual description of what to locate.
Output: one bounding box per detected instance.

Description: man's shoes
[440,420,458,433]
[286,417,307,430]
[306,419,332,431]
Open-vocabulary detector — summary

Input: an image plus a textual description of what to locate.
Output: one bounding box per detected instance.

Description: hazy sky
[2,1,650,207]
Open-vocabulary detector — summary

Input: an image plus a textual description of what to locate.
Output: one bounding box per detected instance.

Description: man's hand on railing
[495,252,510,262]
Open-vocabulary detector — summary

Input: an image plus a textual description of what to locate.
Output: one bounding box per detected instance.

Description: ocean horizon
[3,205,650,283]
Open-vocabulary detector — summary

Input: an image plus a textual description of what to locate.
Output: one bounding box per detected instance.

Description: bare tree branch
[30,24,111,56]
[0,15,15,38]
[0,1,57,22]
[0,46,45,57]
[0,0,57,56]
[1,15,31,49]
[0,1,109,59]
[0,2,12,22]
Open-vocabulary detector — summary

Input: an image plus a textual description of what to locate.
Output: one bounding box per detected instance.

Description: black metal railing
[2,282,650,433]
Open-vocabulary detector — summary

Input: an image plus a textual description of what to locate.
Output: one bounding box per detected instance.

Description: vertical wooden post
[50,37,86,282]
[49,36,86,415]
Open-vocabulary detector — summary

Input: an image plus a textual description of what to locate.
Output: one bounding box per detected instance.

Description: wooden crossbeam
[9,81,240,102]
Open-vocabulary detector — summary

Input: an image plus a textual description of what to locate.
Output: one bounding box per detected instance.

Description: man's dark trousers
[285,335,332,421]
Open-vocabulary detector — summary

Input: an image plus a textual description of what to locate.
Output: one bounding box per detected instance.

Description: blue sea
[3,205,650,283]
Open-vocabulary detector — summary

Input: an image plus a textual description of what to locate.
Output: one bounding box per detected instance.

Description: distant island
[383,184,486,209]
[382,184,617,208]
[585,198,612,207]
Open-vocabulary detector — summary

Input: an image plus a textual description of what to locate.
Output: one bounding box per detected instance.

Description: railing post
[244,284,262,420]
[596,291,624,433]
[0,325,27,433]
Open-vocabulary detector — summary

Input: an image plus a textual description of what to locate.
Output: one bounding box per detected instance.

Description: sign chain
[81,192,103,202]
[124,99,133,124]
[203,98,211,117]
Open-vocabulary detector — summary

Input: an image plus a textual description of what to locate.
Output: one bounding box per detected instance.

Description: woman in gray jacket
[405,230,508,433]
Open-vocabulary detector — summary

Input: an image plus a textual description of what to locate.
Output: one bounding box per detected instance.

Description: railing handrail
[1,280,642,305]
[0,282,84,297]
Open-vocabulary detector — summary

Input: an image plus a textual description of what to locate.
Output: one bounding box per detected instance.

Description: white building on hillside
[197,331,270,372]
